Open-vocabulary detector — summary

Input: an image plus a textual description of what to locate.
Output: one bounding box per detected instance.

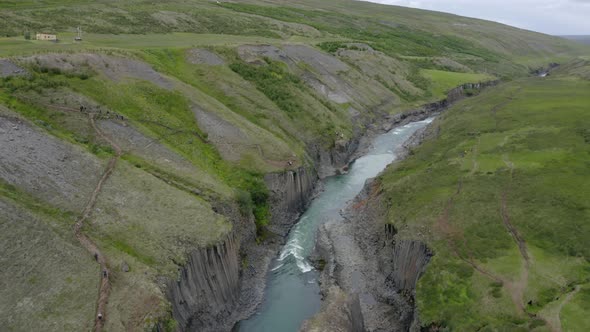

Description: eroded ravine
[237,118,434,332]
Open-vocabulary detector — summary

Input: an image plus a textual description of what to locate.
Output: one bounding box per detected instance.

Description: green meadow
[421,69,496,98]
[380,75,590,330]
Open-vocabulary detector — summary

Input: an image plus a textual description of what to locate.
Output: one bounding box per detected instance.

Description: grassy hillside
[0,0,589,331]
[377,70,590,330]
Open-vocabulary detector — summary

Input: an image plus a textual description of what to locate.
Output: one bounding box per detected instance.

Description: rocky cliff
[300,287,365,332]
[310,180,432,332]
[167,233,241,331]
[265,166,318,237]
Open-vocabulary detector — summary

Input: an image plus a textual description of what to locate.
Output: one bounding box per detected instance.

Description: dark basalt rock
[264,166,317,237]
[167,233,240,332]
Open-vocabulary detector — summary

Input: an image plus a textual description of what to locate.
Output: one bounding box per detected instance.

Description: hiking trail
[73,112,123,332]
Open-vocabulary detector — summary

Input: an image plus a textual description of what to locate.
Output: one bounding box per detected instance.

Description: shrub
[235,189,253,217]
[229,58,304,114]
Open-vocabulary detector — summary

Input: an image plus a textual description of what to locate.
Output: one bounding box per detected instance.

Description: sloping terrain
[349,69,590,330]
[0,0,589,331]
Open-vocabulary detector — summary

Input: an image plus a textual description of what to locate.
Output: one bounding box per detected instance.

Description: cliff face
[389,240,432,292]
[300,287,365,332]
[167,233,241,332]
[330,183,433,332]
[264,166,318,237]
[167,165,319,332]
[380,237,433,331]
[313,135,362,178]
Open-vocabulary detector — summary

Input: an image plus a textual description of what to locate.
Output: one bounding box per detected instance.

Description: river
[237,118,434,332]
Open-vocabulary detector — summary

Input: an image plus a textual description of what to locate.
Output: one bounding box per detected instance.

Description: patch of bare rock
[186,49,225,65]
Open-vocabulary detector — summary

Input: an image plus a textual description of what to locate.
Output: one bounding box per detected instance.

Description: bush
[235,189,253,217]
[407,66,431,92]
[229,58,304,114]
[317,41,347,54]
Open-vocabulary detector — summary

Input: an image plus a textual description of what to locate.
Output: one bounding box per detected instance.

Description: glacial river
[237,118,434,332]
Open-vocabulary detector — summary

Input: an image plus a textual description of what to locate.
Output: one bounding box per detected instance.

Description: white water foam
[277,229,314,272]
[296,259,313,273]
[270,263,284,272]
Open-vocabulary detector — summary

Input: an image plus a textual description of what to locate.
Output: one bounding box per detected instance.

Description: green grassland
[0,186,97,332]
[378,73,590,330]
[1,0,589,330]
[420,69,496,98]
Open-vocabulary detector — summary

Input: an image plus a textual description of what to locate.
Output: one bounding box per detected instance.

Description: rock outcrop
[0,59,27,78]
[312,134,361,178]
[300,287,365,332]
[167,233,240,332]
[265,166,317,237]
[312,180,432,331]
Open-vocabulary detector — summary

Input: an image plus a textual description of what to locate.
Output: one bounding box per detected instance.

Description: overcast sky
[359,0,590,35]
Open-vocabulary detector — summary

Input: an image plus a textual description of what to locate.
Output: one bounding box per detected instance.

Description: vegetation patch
[229,57,305,115]
[420,69,496,98]
[382,77,590,330]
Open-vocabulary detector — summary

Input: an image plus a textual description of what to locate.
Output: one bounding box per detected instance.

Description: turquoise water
[237,118,434,332]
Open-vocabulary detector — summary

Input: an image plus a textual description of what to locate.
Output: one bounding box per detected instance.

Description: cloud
[358,0,590,35]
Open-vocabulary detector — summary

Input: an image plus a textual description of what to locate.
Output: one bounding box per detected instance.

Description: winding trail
[435,138,541,325]
[437,131,558,329]
[73,114,123,332]
[436,180,503,283]
[501,155,531,315]
[547,285,582,332]
[469,137,480,177]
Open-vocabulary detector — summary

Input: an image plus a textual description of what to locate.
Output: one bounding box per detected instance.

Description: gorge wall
[167,233,241,332]
[264,166,317,237]
[312,181,433,332]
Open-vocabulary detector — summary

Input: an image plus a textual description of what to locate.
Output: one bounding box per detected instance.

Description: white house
[36,33,57,41]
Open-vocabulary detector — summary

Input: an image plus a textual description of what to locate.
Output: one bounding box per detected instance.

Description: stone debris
[0,59,27,78]
[121,261,130,272]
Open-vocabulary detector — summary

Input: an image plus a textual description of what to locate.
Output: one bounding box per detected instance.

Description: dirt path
[469,138,480,177]
[500,155,533,316]
[436,153,535,318]
[16,97,126,330]
[436,179,533,319]
[543,285,582,332]
[436,180,505,283]
[73,114,123,332]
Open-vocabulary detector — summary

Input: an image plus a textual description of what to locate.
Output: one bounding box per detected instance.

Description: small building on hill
[36,33,57,41]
